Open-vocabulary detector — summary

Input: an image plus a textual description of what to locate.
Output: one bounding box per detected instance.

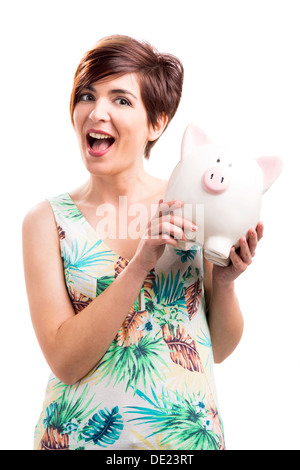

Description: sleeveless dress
[33,192,225,450]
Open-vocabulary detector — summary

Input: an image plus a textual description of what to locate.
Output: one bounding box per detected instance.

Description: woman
[22,35,263,450]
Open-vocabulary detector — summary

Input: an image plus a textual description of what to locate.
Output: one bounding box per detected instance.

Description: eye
[115,97,132,107]
[216,159,220,163]
[78,93,95,102]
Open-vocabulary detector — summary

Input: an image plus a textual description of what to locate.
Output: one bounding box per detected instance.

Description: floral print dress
[33,192,225,450]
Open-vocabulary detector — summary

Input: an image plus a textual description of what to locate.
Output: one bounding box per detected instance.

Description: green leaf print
[44,384,97,433]
[41,384,99,450]
[63,239,114,271]
[81,406,123,447]
[54,194,85,221]
[125,387,222,450]
[62,240,113,289]
[174,247,198,263]
[152,270,185,307]
[98,336,168,392]
[96,276,115,295]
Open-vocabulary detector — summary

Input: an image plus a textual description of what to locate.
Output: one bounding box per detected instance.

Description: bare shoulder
[22,199,58,243]
[22,199,61,275]
[23,199,55,227]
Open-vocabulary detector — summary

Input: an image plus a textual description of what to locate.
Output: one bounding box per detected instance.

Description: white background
[1,0,299,450]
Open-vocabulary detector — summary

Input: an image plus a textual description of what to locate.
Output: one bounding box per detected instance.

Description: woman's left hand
[212,222,264,286]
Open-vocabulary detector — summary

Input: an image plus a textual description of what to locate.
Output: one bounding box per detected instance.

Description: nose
[89,98,110,122]
[202,167,230,194]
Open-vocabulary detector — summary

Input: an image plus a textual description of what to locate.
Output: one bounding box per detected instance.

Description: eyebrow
[85,85,138,101]
[110,89,138,100]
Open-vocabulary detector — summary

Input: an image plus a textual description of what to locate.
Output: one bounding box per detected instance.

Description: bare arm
[23,199,195,385]
[204,223,264,363]
[22,201,146,385]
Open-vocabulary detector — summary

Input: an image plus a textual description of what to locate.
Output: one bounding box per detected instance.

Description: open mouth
[86,130,115,156]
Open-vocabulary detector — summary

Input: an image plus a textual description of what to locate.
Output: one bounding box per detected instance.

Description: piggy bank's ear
[256,156,283,193]
[181,124,210,159]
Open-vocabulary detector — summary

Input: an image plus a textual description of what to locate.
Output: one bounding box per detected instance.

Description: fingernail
[192,225,198,231]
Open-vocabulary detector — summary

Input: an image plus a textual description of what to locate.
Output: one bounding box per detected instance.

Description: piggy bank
[165,124,283,267]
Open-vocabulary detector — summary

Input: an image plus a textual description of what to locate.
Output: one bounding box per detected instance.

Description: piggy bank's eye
[216,159,220,163]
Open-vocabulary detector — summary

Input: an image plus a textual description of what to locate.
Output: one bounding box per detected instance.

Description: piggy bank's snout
[202,167,230,194]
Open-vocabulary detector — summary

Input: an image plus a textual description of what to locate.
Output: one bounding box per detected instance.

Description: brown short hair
[70,35,184,158]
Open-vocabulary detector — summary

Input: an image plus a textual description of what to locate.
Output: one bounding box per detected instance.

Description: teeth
[89,132,112,139]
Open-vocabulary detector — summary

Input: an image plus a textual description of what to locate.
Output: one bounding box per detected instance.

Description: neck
[84,160,152,206]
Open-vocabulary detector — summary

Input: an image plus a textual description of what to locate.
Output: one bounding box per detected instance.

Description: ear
[148,114,168,141]
[256,156,283,193]
[181,123,210,160]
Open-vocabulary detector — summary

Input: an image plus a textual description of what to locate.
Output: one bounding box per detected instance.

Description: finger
[142,237,179,251]
[161,234,179,247]
[157,200,184,216]
[238,237,253,265]
[230,247,247,273]
[247,228,258,256]
[146,218,186,241]
[159,214,198,233]
[152,220,188,241]
[163,222,191,240]
[256,221,264,241]
[163,199,184,209]
[148,234,179,247]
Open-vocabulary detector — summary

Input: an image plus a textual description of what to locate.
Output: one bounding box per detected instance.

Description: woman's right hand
[132,199,198,275]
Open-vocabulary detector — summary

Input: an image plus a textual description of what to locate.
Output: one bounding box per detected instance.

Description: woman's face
[73,73,157,177]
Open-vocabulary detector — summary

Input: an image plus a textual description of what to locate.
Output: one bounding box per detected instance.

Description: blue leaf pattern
[81,406,123,447]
